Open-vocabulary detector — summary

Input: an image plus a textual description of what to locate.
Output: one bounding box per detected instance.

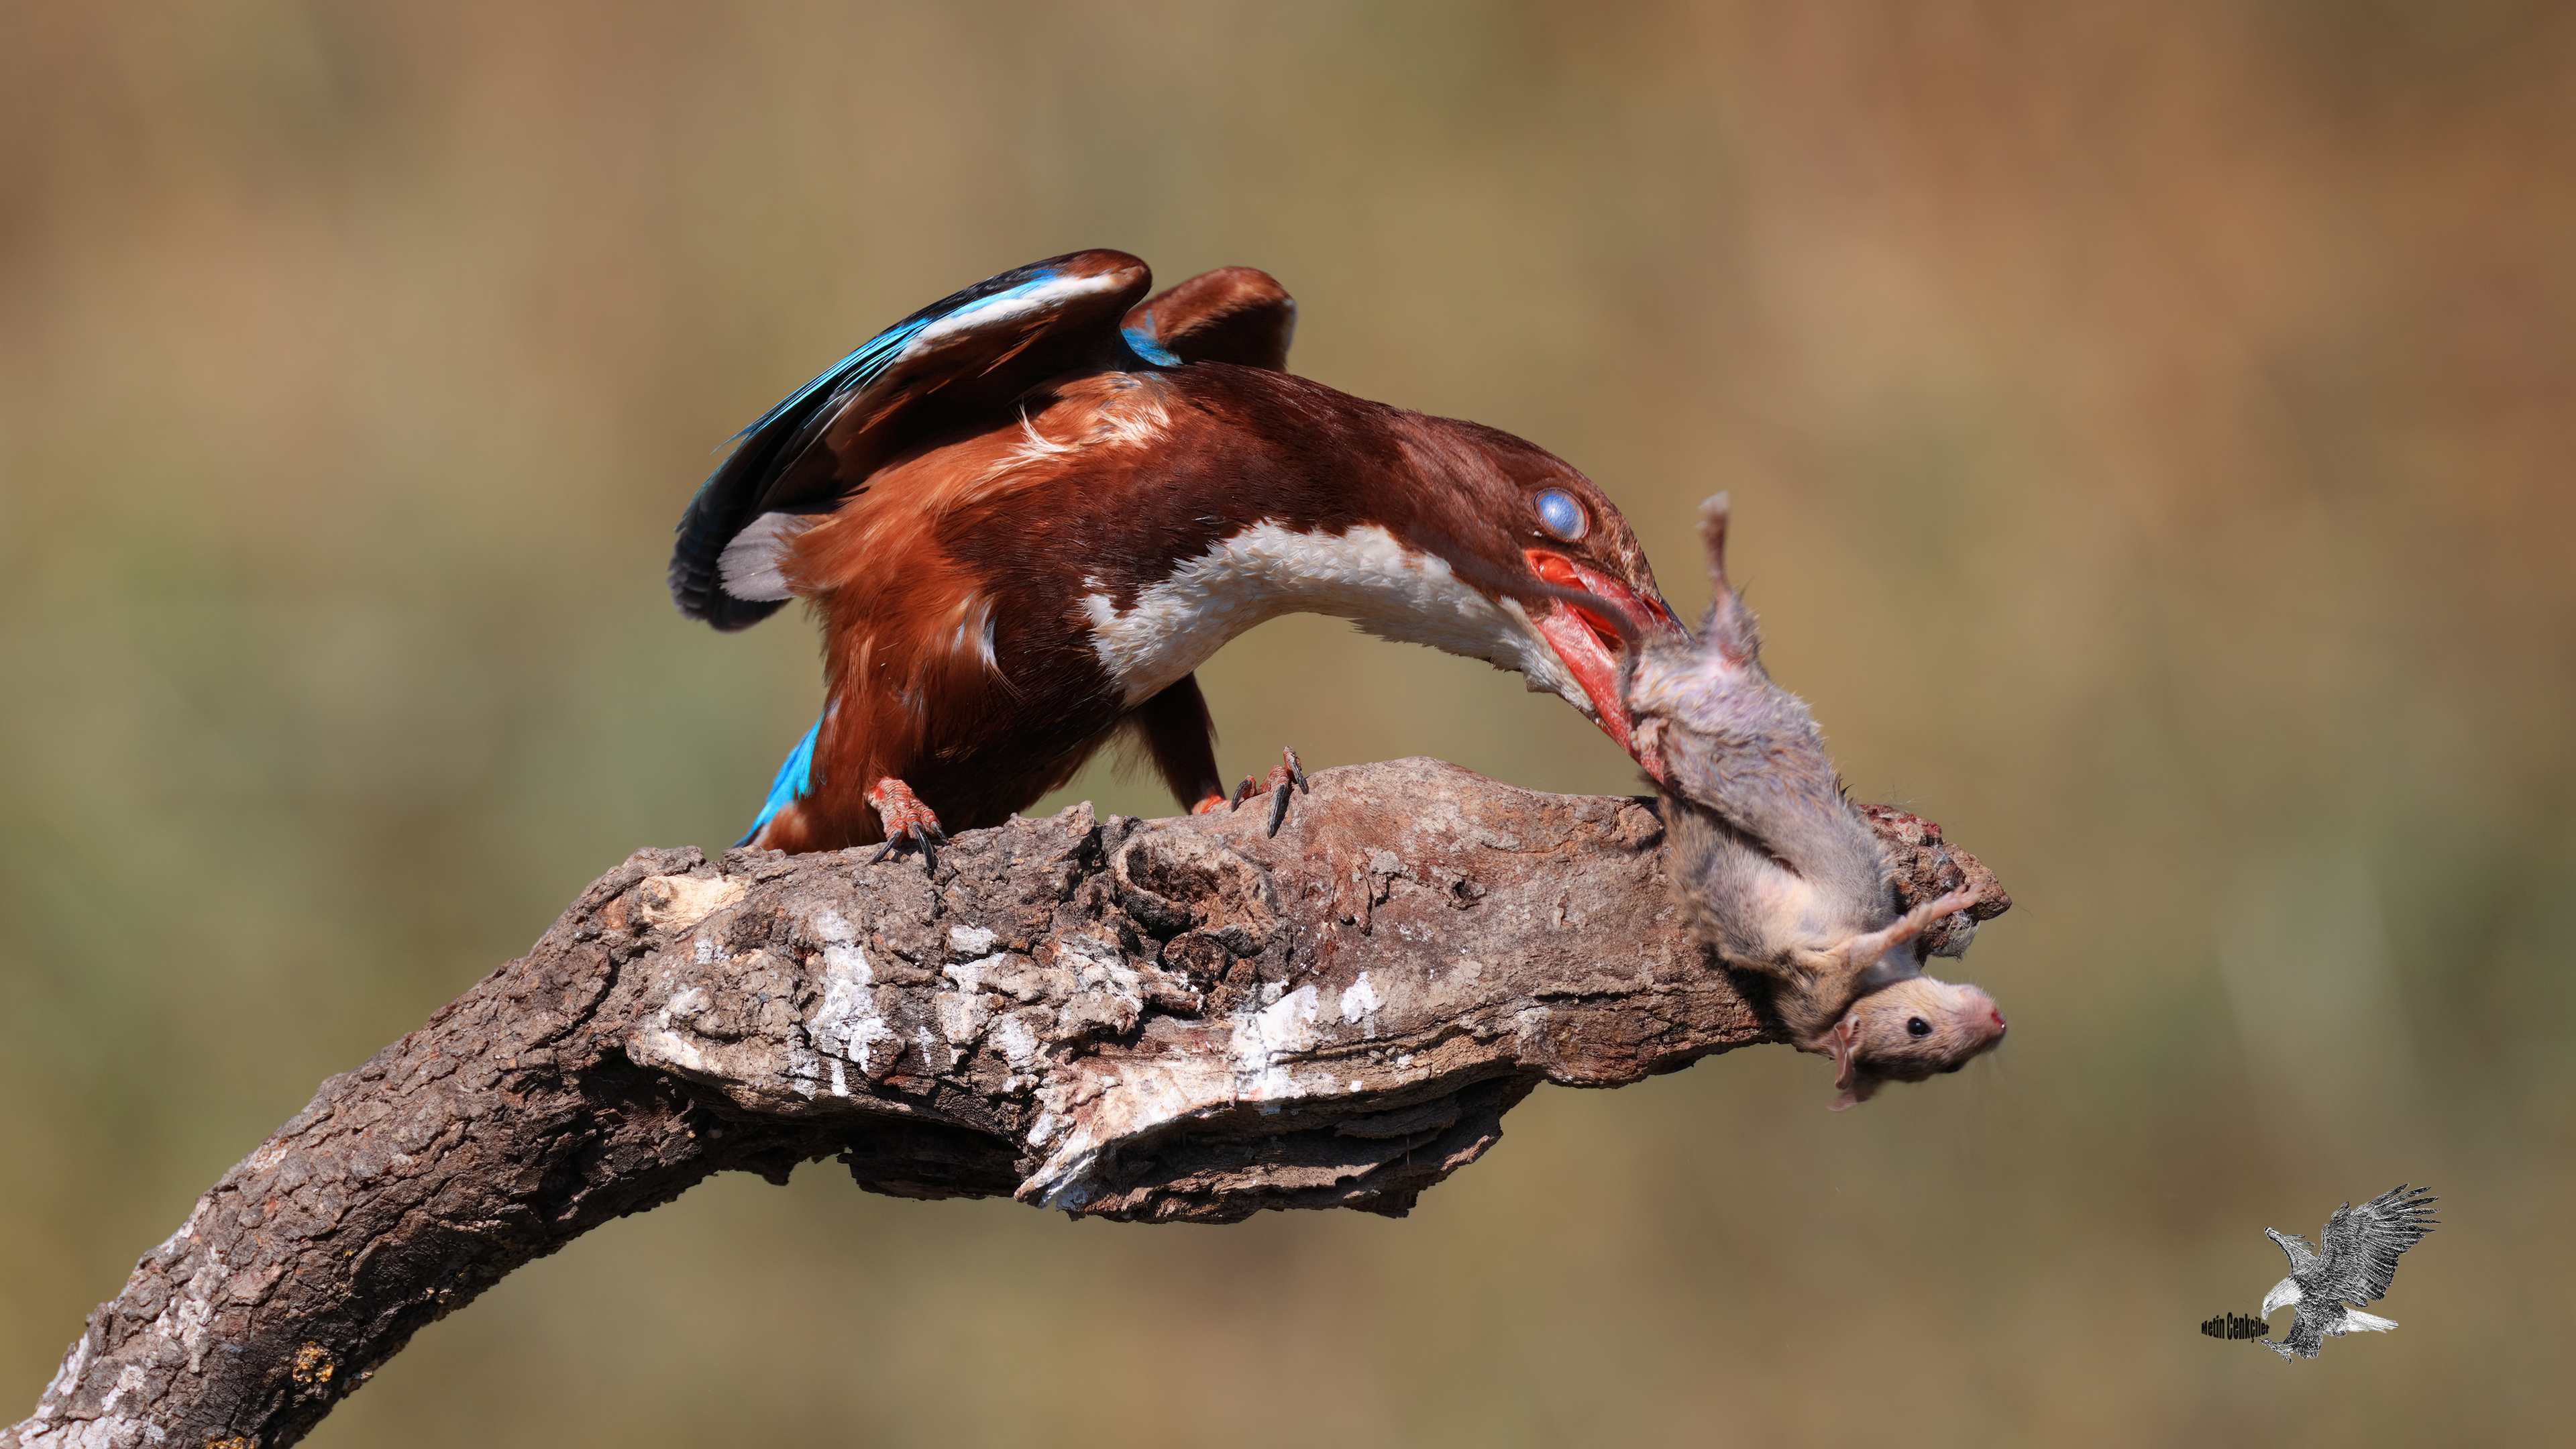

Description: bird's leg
[1132,675,1306,831]
[865,777,945,865]
[1135,674,1230,814]
[1228,747,1310,837]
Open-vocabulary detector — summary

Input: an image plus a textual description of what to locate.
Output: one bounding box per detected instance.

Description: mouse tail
[1693,492,1764,667]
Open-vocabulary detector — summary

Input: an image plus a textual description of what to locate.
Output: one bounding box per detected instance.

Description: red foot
[1190,793,1229,815]
[1227,748,1309,837]
[866,777,947,864]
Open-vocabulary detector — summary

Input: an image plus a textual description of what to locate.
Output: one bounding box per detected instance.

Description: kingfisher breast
[1075,520,1554,706]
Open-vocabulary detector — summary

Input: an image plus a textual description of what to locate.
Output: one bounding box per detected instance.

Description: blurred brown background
[3,1,2571,1444]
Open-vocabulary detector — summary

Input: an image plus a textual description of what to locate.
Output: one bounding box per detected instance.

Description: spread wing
[2267,1228,2322,1276]
[670,250,1158,630]
[2316,1184,2437,1306]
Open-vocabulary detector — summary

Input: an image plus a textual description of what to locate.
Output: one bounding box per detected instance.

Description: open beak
[1525,549,1686,777]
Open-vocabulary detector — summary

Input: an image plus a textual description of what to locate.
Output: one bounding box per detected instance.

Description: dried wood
[8,757,2002,1448]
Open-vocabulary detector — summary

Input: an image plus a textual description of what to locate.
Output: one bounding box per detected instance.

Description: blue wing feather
[724,257,1088,447]
[724,315,936,449]
[1121,322,1182,368]
[670,253,1148,631]
[737,716,822,847]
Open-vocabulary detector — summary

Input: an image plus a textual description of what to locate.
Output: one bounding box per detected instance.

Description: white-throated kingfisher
[671,250,1685,855]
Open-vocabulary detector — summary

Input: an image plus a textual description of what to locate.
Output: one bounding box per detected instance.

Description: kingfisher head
[1371,415,1690,776]
[1015,366,1693,784]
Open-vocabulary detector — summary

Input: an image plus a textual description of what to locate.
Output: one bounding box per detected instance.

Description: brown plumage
[1626,493,2007,1108]
[674,251,1686,854]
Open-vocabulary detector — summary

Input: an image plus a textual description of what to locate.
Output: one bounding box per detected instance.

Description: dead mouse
[1818,975,2006,1110]
[1624,492,2008,1108]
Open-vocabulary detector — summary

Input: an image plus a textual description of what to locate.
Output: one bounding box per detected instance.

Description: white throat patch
[1078,522,1582,708]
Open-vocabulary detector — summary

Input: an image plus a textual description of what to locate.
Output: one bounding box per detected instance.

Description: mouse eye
[1906,1017,1932,1038]
[1534,488,1587,542]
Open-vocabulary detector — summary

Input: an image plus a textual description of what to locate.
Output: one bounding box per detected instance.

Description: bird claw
[1225,749,1308,837]
[865,777,945,867]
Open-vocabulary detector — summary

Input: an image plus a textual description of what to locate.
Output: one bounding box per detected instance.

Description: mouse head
[1812,975,2007,1111]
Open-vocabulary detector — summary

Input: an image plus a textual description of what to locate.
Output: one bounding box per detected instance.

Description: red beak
[1525,549,1686,780]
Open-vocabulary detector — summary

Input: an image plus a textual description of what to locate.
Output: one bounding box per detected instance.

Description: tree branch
[9,757,2001,1448]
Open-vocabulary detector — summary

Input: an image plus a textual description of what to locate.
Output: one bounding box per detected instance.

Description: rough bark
[9,757,2005,1449]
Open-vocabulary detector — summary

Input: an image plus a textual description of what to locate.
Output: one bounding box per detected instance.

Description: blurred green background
[3,2,2571,1444]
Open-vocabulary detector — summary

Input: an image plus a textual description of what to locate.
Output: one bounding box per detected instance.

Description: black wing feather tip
[668,250,1153,631]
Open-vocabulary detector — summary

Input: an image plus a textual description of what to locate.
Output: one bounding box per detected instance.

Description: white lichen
[992,1014,1042,1067]
[639,986,713,1073]
[1230,984,1321,1099]
[810,936,895,1074]
[1339,972,1382,1026]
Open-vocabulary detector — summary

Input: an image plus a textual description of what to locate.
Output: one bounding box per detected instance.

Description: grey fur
[1627,494,2003,1107]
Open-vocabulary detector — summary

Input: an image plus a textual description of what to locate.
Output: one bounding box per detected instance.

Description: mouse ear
[1826,1016,1861,1090]
[1827,1035,1885,1111]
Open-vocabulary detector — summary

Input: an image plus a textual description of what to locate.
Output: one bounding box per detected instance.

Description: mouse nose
[1990,1010,2007,1032]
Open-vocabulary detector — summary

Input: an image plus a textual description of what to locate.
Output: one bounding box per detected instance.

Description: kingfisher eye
[1534,488,1587,542]
[1907,1017,1933,1038]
